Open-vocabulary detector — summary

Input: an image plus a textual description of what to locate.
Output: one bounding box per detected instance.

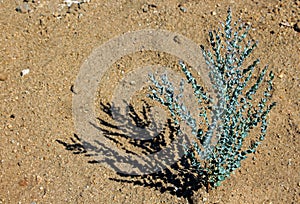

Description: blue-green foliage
[148,8,276,189]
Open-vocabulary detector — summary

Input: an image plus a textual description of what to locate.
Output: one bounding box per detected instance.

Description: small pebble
[173,35,181,44]
[142,5,148,13]
[294,22,300,32]
[211,11,217,16]
[21,69,30,77]
[70,85,77,94]
[280,21,291,27]
[130,81,136,85]
[0,73,7,81]
[278,73,284,79]
[179,6,187,13]
[16,3,31,13]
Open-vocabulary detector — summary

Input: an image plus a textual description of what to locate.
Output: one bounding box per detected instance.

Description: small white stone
[278,73,284,78]
[21,69,30,76]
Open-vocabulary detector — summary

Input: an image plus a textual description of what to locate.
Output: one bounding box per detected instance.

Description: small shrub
[148,8,276,190]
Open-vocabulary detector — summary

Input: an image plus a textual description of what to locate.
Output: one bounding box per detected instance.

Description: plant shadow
[56,101,207,203]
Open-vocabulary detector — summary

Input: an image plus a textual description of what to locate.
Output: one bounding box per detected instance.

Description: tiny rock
[211,11,217,16]
[16,3,31,13]
[21,69,30,77]
[246,21,251,26]
[278,73,284,79]
[179,4,187,13]
[0,73,8,81]
[130,81,136,85]
[280,21,291,27]
[173,35,181,44]
[142,4,148,12]
[294,22,300,32]
[18,178,28,187]
[180,6,187,13]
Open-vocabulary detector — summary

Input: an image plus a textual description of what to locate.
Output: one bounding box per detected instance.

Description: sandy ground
[0,0,299,203]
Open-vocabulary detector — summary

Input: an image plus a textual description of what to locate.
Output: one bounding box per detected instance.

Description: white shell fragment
[21,69,30,77]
